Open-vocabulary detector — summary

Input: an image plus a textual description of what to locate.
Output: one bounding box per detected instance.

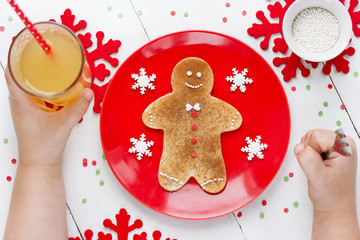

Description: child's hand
[294,129,359,240]
[5,66,94,165]
[294,129,357,212]
[4,66,93,239]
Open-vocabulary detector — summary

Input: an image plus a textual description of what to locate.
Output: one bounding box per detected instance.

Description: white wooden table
[0,0,359,239]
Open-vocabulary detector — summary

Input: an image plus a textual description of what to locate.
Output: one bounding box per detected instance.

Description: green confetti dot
[306,85,311,90]
[293,201,299,208]
[354,71,359,77]
[107,6,112,11]
[102,154,106,160]
[284,176,289,182]
[336,120,342,126]
[138,10,143,16]
[323,101,328,107]
[259,212,265,219]
[96,169,101,176]
[3,138,8,144]
[184,12,189,17]
[99,180,104,186]
[8,16,13,21]
[118,13,123,18]
[318,111,323,117]
[82,198,87,204]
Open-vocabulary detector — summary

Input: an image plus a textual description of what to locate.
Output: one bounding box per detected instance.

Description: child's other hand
[294,129,360,239]
[294,129,357,213]
[5,66,94,165]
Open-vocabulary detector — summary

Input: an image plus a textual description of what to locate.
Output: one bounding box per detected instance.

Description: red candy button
[191,138,197,144]
[192,152,197,158]
[192,112,197,118]
[191,125,197,130]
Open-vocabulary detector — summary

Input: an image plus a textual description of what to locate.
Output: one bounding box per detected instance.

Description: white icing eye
[187,71,192,76]
[196,72,202,78]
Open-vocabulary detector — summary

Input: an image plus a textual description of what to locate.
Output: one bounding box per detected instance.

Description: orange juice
[8,22,91,110]
[21,32,82,94]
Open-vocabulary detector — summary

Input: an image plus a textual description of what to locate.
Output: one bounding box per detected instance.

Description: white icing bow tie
[186,103,201,111]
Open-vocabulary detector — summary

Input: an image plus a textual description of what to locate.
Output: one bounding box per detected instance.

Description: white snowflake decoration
[241,136,268,161]
[129,133,154,161]
[226,68,253,92]
[131,68,156,95]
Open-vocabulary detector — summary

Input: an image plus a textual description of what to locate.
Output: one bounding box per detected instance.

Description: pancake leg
[195,156,227,194]
[158,158,190,192]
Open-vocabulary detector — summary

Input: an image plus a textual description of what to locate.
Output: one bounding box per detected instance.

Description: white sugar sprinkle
[291,7,340,53]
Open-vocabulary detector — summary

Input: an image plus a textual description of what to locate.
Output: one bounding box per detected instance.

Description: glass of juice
[7,21,91,111]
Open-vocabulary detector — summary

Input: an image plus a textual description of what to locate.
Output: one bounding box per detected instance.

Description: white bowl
[282,0,352,62]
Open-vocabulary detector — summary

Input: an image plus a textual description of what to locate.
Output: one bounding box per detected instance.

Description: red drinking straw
[7,0,51,53]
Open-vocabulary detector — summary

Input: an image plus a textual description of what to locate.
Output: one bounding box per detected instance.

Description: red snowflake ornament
[248,0,359,81]
[348,0,360,36]
[59,8,87,32]
[68,208,177,240]
[69,230,94,240]
[103,208,143,240]
[77,31,121,113]
[54,9,121,113]
[247,0,294,54]
[134,231,174,240]
[273,52,310,81]
[91,82,110,113]
[78,31,121,82]
[322,47,355,75]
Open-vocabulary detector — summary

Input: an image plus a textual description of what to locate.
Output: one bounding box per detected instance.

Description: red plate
[100,31,291,219]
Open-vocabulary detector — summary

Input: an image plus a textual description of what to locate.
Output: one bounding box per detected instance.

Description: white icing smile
[186,82,203,89]
[185,70,203,89]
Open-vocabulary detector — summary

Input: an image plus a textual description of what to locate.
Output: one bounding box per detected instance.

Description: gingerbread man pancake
[142,57,242,194]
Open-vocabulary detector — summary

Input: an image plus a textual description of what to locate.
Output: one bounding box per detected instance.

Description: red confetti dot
[6,176,11,182]
[262,200,267,206]
[225,2,230,7]
[192,112,197,117]
[242,10,247,16]
[289,172,294,178]
[237,212,242,217]
[340,104,346,110]
[328,84,333,89]
[192,152,197,158]
[291,86,296,91]
[11,158,17,164]
[192,125,197,130]
[284,208,289,213]
[0,26,5,32]
[222,17,227,23]
[84,230,93,238]
[191,138,197,144]
[83,158,88,167]
[170,10,175,16]
[92,160,97,166]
